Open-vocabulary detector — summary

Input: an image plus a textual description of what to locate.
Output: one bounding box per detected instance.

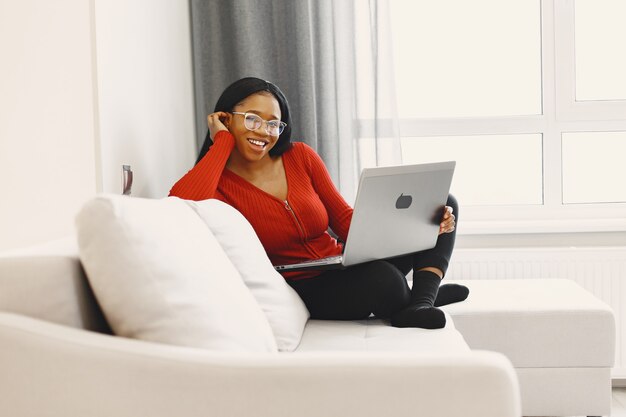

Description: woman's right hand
[207,112,231,140]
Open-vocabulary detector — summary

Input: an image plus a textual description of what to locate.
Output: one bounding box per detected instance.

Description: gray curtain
[190,0,400,201]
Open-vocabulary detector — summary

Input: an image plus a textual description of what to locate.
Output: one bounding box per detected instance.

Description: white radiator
[447,246,626,377]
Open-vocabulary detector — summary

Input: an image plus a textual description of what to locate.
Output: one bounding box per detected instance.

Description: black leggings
[288,195,458,321]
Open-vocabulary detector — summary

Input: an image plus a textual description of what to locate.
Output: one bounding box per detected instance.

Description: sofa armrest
[0,313,520,417]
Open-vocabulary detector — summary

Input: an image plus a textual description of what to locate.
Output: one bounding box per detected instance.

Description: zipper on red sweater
[284,200,305,237]
[284,200,322,258]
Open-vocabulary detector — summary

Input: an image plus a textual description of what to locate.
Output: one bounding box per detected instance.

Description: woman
[169,77,468,329]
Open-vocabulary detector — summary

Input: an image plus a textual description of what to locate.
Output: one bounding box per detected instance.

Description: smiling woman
[169,77,468,330]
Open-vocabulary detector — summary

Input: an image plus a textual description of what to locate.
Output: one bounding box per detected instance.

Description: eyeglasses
[231,112,287,136]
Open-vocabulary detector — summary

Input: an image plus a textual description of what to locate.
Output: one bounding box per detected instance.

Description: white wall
[0,0,99,251]
[0,0,196,251]
[94,0,196,198]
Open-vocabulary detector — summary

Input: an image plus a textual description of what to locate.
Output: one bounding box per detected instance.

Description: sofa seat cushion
[295,315,469,354]
[441,279,615,368]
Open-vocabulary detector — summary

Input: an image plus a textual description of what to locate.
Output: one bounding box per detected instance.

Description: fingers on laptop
[439,206,455,234]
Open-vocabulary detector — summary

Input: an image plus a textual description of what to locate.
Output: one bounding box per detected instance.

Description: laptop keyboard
[304,255,343,265]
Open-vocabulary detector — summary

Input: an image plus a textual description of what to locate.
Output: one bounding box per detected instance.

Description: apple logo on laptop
[395,193,412,209]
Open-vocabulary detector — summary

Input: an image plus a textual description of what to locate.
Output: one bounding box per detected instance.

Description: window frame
[383,0,626,236]
[554,0,626,121]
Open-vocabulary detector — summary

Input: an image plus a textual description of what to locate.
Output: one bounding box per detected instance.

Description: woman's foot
[434,284,469,307]
[391,305,446,329]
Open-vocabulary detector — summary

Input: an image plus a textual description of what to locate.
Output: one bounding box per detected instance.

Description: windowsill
[455,203,626,236]
[458,218,626,236]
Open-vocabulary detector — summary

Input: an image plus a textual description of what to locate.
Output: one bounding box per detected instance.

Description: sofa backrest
[0,239,111,334]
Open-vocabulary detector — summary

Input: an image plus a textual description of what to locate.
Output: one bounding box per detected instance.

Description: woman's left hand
[439,206,455,235]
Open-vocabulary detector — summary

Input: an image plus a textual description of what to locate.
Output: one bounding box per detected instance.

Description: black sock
[434,284,469,307]
[391,270,446,329]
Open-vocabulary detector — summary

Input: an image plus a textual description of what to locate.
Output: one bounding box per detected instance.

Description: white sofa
[0,195,613,417]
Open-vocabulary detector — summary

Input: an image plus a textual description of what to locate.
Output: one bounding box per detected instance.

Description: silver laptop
[274,161,456,272]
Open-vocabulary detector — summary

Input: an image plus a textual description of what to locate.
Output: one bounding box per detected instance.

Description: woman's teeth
[248,139,266,148]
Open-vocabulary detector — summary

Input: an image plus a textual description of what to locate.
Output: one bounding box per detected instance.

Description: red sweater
[169,131,353,280]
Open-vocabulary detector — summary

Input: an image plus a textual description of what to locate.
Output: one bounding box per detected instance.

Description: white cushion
[187,199,309,351]
[442,279,615,367]
[296,316,469,354]
[75,194,277,352]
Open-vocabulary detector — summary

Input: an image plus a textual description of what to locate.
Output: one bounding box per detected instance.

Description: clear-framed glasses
[231,112,287,136]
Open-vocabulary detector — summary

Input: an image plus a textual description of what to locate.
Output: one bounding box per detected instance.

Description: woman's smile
[247,137,269,150]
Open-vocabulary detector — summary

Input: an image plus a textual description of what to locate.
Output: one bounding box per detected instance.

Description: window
[562,131,626,204]
[574,0,626,101]
[390,0,542,119]
[401,134,543,206]
[381,0,626,233]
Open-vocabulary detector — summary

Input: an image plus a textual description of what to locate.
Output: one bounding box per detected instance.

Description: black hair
[195,77,293,164]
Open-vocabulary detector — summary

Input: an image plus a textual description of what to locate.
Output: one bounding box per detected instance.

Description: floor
[610,387,626,416]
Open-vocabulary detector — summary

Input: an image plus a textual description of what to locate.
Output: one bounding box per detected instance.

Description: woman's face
[228,92,282,163]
